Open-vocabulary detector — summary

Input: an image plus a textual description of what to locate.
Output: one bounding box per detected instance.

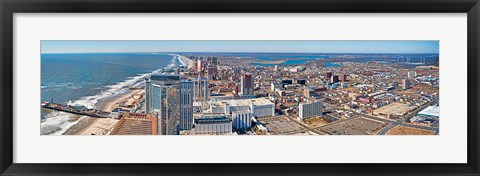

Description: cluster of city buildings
[107,54,440,135]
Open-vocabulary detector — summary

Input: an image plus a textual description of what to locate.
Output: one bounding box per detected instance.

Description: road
[378,97,439,135]
[378,119,404,135]
[284,116,326,135]
[327,96,439,135]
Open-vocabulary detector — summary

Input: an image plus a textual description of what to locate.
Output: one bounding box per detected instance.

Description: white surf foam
[177,55,190,67]
[43,54,178,135]
[169,54,191,67]
[40,111,87,135]
[67,55,178,109]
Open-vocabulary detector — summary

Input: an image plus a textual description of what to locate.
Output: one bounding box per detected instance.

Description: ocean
[40,53,179,135]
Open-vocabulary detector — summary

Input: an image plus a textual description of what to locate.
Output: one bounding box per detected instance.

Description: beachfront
[60,54,195,135]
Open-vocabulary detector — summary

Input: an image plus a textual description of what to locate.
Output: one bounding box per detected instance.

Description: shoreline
[60,54,179,135]
[253,60,286,65]
[176,54,195,69]
[96,89,143,112]
[70,89,142,135]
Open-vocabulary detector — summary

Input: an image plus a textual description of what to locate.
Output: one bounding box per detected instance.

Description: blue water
[255,54,330,61]
[182,52,438,67]
[41,53,174,105]
[41,53,175,135]
[252,60,310,67]
[325,62,342,67]
[247,53,440,67]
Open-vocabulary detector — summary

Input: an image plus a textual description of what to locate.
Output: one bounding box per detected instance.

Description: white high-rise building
[403,79,411,90]
[298,101,323,120]
[408,71,417,79]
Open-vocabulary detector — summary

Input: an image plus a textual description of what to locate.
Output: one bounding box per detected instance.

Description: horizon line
[41,51,440,54]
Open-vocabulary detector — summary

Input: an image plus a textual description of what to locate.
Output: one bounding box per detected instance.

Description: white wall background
[14,13,467,163]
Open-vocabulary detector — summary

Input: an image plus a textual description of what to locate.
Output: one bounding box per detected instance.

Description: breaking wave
[41,54,179,135]
[40,111,87,135]
[67,55,178,109]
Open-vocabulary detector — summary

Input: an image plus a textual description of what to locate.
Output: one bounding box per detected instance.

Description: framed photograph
[1,0,479,175]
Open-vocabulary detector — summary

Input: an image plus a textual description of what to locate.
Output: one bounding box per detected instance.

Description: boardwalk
[41,102,111,118]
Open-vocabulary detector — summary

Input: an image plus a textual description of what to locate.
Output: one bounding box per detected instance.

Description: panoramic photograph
[40,40,439,135]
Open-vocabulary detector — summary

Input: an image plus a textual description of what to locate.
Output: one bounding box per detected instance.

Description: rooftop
[110,113,157,135]
[150,74,179,81]
[211,98,274,107]
[417,105,440,118]
[195,115,232,124]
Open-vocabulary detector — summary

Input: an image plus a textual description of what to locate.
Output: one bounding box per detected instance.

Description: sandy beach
[61,54,181,135]
[73,117,119,135]
[97,89,143,112]
[188,58,195,69]
[177,54,195,69]
[62,89,143,135]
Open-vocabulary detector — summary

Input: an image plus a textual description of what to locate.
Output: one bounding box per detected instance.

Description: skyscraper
[339,74,348,82]
[325,72,332,79]
[408,71,416,79]
[193,76,209,101]
[402,79,411,90]
[179,80,194,131]
[241,73,254,96]
[197,60,202,72]
[207,65,218,80]
[331,75,339,83]
[208,56,218,66]
[145,78,152,113]
[145,74,180,135]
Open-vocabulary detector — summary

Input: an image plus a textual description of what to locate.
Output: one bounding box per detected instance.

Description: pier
[41,102,111,118]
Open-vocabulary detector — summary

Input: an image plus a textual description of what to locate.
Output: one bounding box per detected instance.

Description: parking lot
[320,117,387,135]
[258,116,309,135]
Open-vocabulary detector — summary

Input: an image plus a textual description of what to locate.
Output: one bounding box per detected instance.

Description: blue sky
[41,40,439,54]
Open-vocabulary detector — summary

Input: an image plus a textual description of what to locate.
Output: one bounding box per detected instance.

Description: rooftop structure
[210,97,275,117]
[194,115,232,135]
[417,105,440,118]
[211,97,273,107]
[110,113,158,135]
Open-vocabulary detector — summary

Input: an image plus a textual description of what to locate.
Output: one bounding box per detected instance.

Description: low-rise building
[194,115,232,135]
[210,97,275,117]
[231,111,252,131]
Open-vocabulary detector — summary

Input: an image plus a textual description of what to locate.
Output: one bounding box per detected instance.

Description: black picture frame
[1,0,479,175]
